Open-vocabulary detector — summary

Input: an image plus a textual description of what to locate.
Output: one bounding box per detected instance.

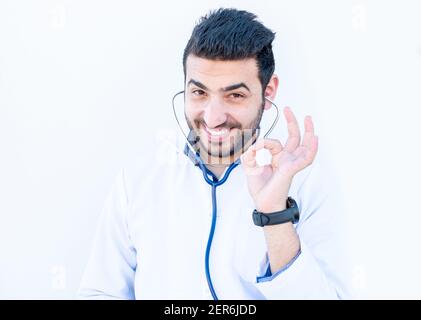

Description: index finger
[250,138,283,155]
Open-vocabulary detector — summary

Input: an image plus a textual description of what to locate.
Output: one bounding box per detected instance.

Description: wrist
[256,204,286,214]
[255,196,288,214]
[253,197,300,227]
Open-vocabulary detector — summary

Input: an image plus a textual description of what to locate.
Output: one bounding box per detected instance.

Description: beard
[185,101,264,159]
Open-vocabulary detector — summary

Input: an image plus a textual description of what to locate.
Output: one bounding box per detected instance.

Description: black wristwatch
[252,197,300,227]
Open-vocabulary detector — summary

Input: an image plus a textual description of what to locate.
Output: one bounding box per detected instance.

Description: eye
[229,93,245,99]
[192,89,206,96]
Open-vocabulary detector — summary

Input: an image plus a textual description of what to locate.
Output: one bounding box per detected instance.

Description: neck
[198,150,242,180]
[206,164,227,180]
[192,133,258,179]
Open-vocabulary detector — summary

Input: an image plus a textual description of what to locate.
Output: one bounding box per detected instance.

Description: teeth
[207,128,229,136]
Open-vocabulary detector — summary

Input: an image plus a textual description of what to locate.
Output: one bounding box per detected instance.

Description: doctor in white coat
[78,8,351,300]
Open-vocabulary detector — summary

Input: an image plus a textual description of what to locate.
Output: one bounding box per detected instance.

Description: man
[78,8,350,299]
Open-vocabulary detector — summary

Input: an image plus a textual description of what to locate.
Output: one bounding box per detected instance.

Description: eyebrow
[187,79,250,92]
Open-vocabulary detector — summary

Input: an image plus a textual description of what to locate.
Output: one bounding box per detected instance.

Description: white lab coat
[78,128,352,300]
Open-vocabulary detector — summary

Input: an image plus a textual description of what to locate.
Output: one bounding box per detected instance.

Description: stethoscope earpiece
[262,96,280,138]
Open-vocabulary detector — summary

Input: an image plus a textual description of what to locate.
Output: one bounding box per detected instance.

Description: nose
[203,98,228,129]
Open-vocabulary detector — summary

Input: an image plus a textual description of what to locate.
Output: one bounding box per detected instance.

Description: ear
[263,74,279,110]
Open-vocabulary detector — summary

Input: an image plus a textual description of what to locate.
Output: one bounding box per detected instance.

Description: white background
[0,0,420,299]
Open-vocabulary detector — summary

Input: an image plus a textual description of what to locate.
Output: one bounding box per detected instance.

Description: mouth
[202,124,233,142]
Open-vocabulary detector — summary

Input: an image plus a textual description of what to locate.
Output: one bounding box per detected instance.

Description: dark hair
[183,8,276,93]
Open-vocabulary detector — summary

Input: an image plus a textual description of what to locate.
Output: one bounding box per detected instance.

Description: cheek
[185,102,201,116]
[233,110,259,128]
[185,110,204,131]
[184,107,198,122]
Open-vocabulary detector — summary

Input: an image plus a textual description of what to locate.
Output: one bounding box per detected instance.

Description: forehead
[185,55,260,89]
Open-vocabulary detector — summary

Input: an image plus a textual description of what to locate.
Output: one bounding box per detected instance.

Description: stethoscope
[172,90,280,300]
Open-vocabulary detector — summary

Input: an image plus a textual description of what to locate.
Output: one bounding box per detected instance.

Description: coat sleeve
[253,156,353,299]
[78,169,137,299]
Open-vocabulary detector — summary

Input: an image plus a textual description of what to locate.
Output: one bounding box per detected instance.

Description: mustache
[195,119,242,130]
